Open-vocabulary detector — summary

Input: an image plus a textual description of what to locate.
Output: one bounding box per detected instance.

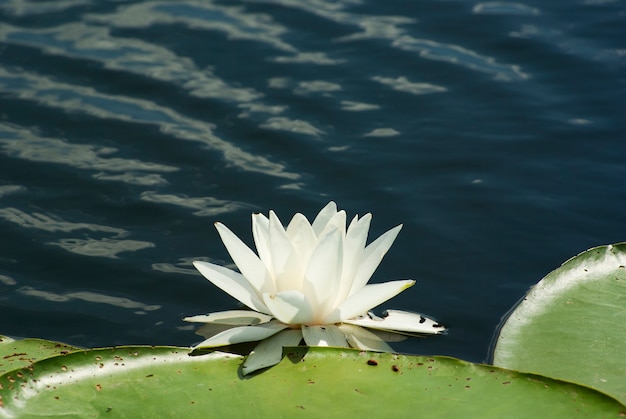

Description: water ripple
[0,185,26,198]
[0,208,154,259]
[87,1,297,53]
[340,101,380,112]
[391,36,530,81]
[1,21,261,102]
[0,274,17,286]
[260,0,529,81]
[0,0,91,16]
[371,76,447,95]
[17,286,161,313]
[0,124,176,186]
[139,191,255,217]
[0,207,126,235]
[51,238,155,259]
[0,69,299,179]
[473,2,541,16]
[260,117,326,137]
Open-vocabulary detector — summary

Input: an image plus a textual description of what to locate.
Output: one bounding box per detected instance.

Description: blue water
[0,0,624,363]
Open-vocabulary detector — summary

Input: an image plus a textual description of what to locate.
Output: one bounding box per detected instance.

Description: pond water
[0,0,624,363]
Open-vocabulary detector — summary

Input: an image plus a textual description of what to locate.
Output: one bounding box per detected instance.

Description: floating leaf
[0,335,81,375]
[0,346,623,417]
[493,243,626,404]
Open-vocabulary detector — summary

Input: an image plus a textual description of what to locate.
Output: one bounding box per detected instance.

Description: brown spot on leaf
[4,353,27,359]
[367,359,378,366]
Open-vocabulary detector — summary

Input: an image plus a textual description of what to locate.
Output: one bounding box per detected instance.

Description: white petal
[269,211,304,291]
[215,222,270,294]
[345,213,371,253]
[286,213,317,267]
[338,324,395,352]
[192,321,288,349]
[183,310,273,325]
[194,323,239,339]
[302,324,348,347]
[193,261,269,314]
[303,227,343,321]
[324,280,415,323]
[242,329,303,375]
[349,225,402,295]
[366,329,409,342]
[317,210,346,238]
[311,201,337,236]
[345,310,446,334]
[252,213,273,276]
[335,213,371,303]
[262,290,314,325]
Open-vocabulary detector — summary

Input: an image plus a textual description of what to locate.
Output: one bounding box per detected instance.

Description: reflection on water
[151,257,200,276]
[89,1,296,53]
[139,192,255,216]
[0,207,154,258]
[0,124,177,184]
[473,2,541,16]
[0,0,624,361]
[51,238,155,258]
[18,287,161,314]
[0,68,298,179]
[363,128,400,138]
[0,275,17,286]
[371,76,447,95]
[340,101,380,112]
[0,185,25,198]
[392,37,529,81]
[259,117,325,137]
[0,0,91,16]
[0,207,126,235]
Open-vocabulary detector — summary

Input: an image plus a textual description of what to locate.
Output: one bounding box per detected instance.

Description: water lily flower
[185,201,444,374]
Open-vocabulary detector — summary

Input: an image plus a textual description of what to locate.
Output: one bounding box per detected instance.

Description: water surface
[1,0,625,362]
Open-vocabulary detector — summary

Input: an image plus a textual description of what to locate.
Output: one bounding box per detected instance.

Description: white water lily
[185,201,444,374]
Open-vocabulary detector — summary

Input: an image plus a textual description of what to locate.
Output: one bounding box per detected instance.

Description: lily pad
[0,346,623,417]
[493,243,626,404]
[0,335,81,375]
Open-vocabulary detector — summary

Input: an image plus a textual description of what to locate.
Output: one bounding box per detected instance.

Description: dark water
[0,0,624,363]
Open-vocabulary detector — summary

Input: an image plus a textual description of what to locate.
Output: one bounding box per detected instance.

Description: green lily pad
[493,243,626,404]
[0,346,623,417]
[0,335,81,375]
